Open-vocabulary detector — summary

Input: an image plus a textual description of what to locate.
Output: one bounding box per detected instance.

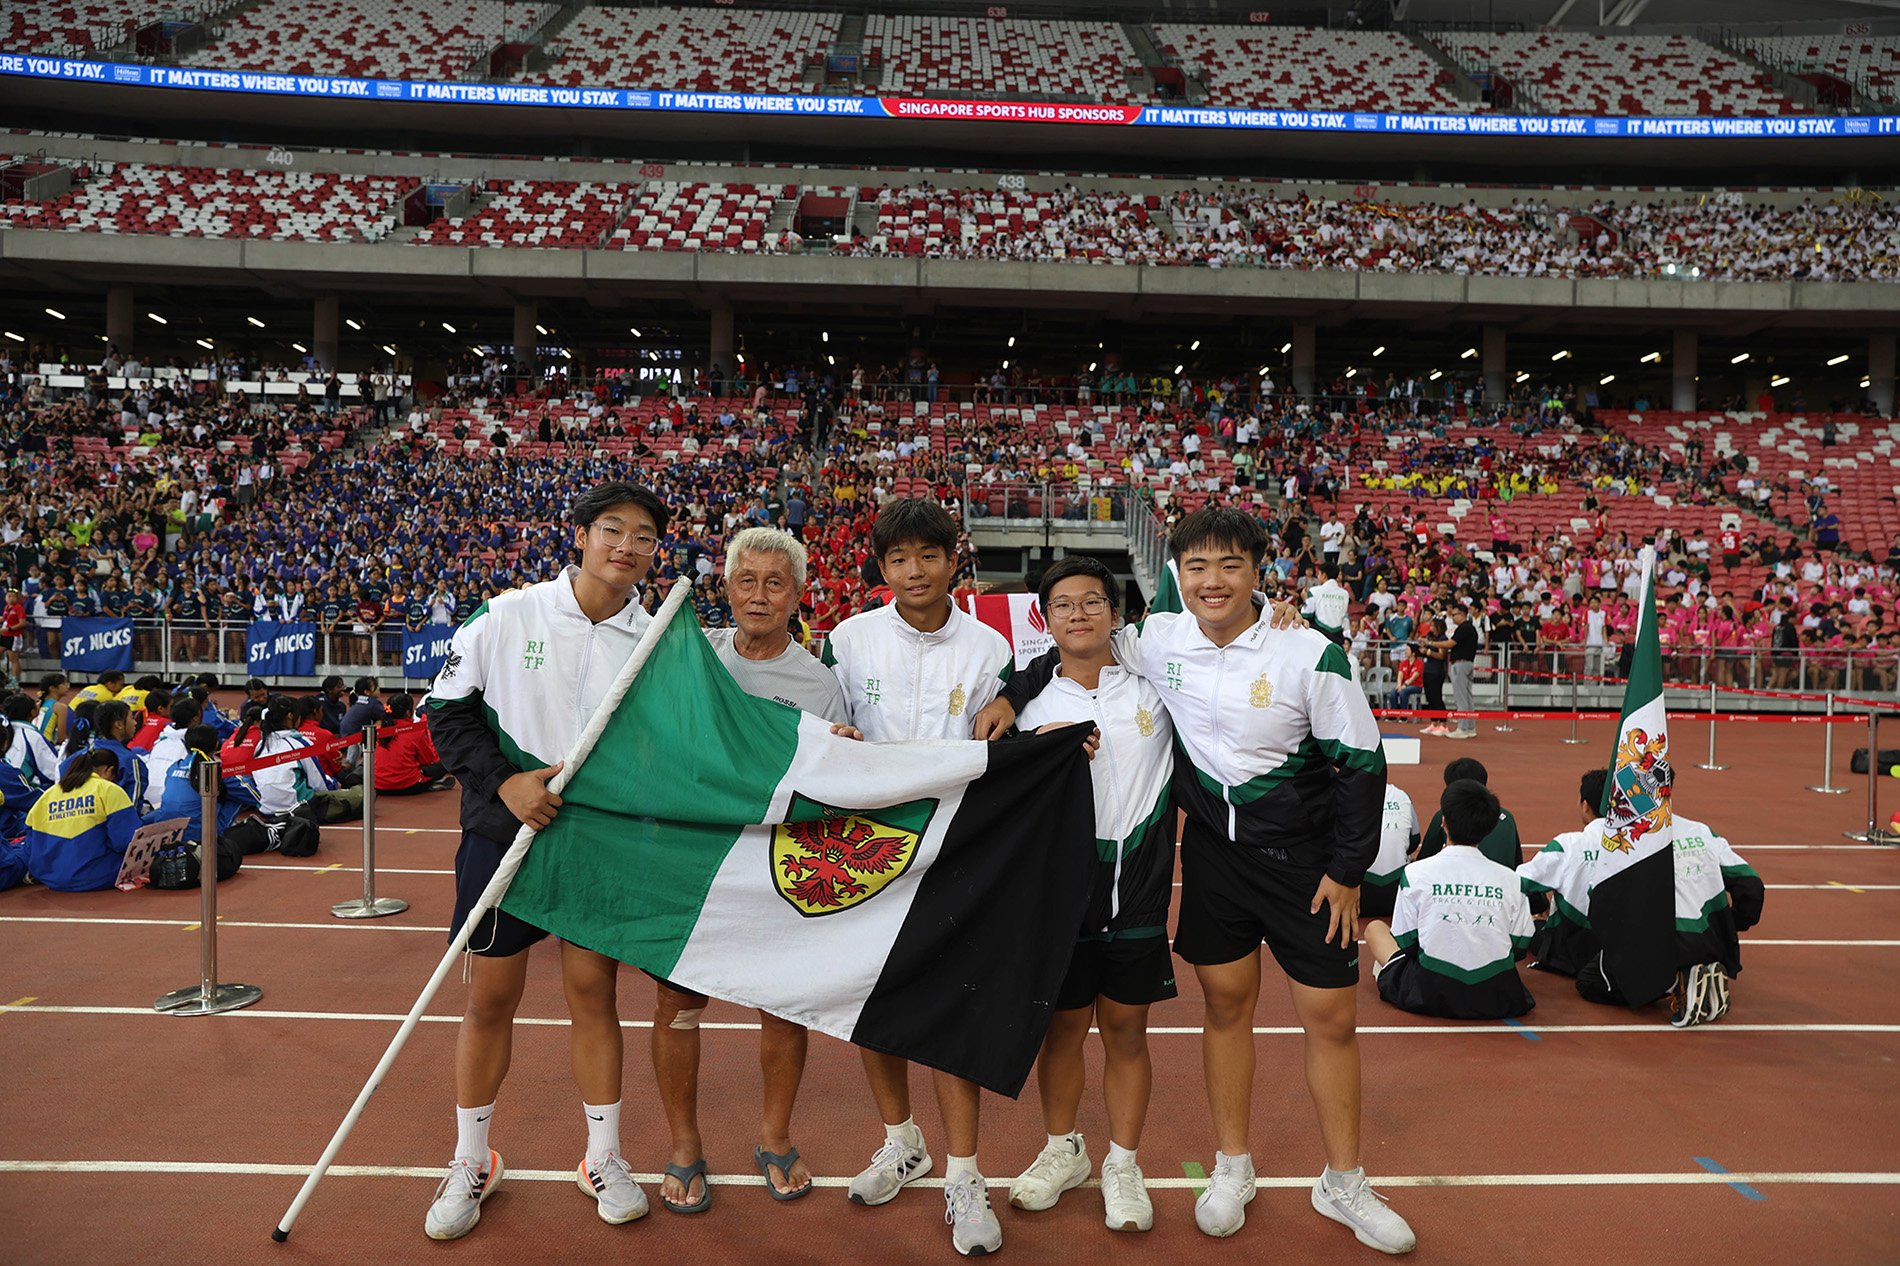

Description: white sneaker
[1671,963,1732,1027]
[577,1152,649,1225]
[1100,1155,1153,1232]
[1421,724,1447,736]
[944,1172,1002,1257]
[847,1131,933,1206]
[1008,1133,1091,1211]
[424,1148,503,1241]
[1312,1168,1417,1255]
[1193,1153,1255,1238]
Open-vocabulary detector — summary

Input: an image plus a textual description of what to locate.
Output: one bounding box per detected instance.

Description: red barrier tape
[1486,661,1900,708]
[221,720,421,776]
[1374,708,1865,724]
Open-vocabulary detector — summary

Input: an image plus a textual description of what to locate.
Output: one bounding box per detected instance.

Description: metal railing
[961,481,1131,530]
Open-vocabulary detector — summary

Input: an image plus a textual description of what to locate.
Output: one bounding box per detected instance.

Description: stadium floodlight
[1730,353,1749,364]
[247,316,266,328]
[1372,345,1386,357]
[148,312,167,325]
[1551,350,1570,361]
[1828,354,1850,366]
[1345,368,1357,378]
[1864,377,1874,389]
[1691,267,1702,278]
[827,355,835,366]
[629,326,642,337]
[535,324,548,335]
[44,307,65,320]
[1001,359,1010,369]
[824,331,832,343]
[382,344,396,355]
[1428,370,1443,381]
[1279,342,1292,354]
[346,318,362,331]
[441,322,457,333]
[195,338,214,349]
[2,331,22,343]
[1088,362,1097,372]
[1174,364,1184,375]
[1640,351,1661,363]
[1006,335,1014,347]
[1664,263,1677,275]
[1460,347,1477,359]
[291,342,307,353]
[1515,372,1530,383]
[1771,375,1790,387]
[1190,339,1201,351]
[561,349,572,360]
[1600,374,1615,385]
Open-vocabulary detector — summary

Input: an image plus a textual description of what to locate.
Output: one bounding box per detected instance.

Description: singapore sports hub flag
[498,614,1098,1097]
[961,592,1056,670]
[1591,546,1678,1006]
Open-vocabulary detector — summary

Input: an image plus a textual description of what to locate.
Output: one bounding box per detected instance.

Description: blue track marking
[1502,1017,1542,1041]
[1694,1156,1767,1201]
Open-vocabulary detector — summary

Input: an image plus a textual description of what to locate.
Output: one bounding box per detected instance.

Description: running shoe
[1193,1153,1255,1238]
[847,1130,932,1206]
[1008,1133,1090,1211]
[944,1172,1002,1257]
[1100,1155,1154,1232]
[425,1149,503,1241]
[1312,1168,1416,1255]
[577,1152,649,1224]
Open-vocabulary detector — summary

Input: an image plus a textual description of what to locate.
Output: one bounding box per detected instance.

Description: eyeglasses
[1046,596,1110,618]
[591,522,660,554]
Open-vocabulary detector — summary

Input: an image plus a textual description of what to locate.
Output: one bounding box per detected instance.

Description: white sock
[454,1102,494,1165]
[886,1116,922,1145]
[1106,1142,1137,1167]
[945,1154,981,1181]
[1048,1132,1079,1152]
[583,1101,621,1164]
[1325,1164,1365,1188]
[1216,1150,1253,1174]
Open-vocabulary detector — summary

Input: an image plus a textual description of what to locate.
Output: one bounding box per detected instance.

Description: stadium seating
[857,184,1166,261]
[607,181,778,252]
[1734,34,1900,105]
[1151,25,1472,113]
[0,163,408,241]
[1432,32,1805,116]
[862,15,1138,101]
[179,0,542,80]
[535,5,840,92]
[0,0,126,53]
[1606,410,1900,555]
[409,178,637,249]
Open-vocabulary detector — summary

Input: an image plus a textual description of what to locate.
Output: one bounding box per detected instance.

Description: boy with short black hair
[1365,780,1536,1020]
[1414,757,1521,871]
[821,497,1014,1257]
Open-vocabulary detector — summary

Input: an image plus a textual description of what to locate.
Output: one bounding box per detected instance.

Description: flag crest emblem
[1249,674,1274,709]
[772,797,927,916]
[1605,727,1673,853]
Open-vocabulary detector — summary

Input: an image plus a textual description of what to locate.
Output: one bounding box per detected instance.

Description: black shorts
[1173,827,1359,989]
[1056,934,1178,1010]
[1358,880,1398,921]
[1373,948,1534,1020]
[452,829,549,958]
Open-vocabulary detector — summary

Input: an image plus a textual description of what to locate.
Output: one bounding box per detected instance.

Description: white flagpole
[272,581,690,1242]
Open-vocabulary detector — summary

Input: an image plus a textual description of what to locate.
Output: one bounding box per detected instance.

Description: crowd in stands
[5,6,1851,123]
[8,157,1893,284]
[3,331,1896,699]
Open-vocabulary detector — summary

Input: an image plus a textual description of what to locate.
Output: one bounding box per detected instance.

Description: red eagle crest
[775,815,915,913]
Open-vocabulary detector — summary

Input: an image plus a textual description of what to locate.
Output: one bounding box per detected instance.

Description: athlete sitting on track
[1364,778,1536,1021]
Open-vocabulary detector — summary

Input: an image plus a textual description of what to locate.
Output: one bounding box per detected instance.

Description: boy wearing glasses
[423,481,668,1241]
[1003,557,1175,1235]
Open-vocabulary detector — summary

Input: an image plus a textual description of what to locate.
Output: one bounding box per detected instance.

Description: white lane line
[319,825,460,834]
[6,915,1898,947]
[0,1158,1892,1190]
[244,865,455,876]
[1765,884,1900,891]
[4,1005,1894,1037]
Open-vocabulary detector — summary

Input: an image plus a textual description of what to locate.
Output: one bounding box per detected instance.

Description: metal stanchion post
[1696,682,1728,771]
[1562,670,1586,744]
[155,759,262,1015]
[1846,710,1879,842]
[1808,693,1849,795]
[1494,645,1515,733]
[334,723,407,919]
